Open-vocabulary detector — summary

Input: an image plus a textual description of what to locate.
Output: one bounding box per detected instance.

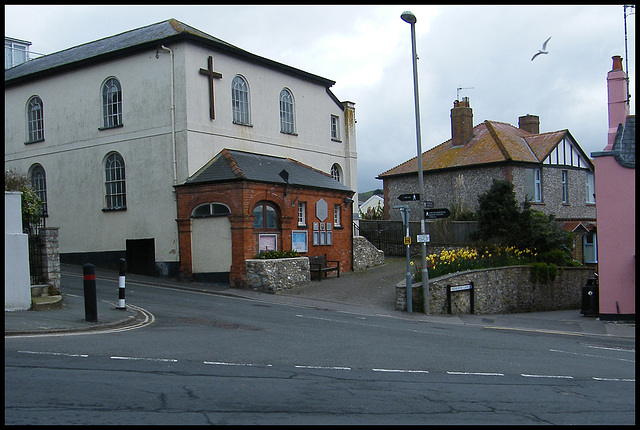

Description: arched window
[231,75,250,125]
[191,203,231,218]
[104,152,126,210]
[27,96,44,142]
[252,201,279,229]
[331,163,342,183]
[29,164,47,216]
[102,77,122,128]
[279,88,295,134]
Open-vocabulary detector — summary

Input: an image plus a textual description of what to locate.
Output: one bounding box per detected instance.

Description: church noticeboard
[292,230,308,253]
[258,234,277,252]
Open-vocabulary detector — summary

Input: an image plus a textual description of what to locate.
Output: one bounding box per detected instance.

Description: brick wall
[175,181,353,288]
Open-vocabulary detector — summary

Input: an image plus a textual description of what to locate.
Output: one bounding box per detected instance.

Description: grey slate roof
[182,149,353,193]
[5,19,335,89]
[592,115,635,168]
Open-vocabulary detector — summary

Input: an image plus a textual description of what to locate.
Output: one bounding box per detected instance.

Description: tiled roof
[5,19,335,88]
[182,149,353,193]
[378,120,567,178]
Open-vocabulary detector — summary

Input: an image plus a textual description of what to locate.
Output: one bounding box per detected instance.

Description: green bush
[253,250,300,259]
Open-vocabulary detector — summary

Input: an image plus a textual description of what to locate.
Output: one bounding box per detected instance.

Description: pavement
[5,258,635,339]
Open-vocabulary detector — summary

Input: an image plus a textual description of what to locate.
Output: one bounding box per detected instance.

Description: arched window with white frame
[279,88,295,134]
[104,152,126,210]
[101,77,122,128]
[29,164,48,216]
[232,75,250,125]
[331,163,342,183]
[26,96,44,143]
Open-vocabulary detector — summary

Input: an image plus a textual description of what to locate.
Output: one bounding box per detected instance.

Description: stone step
[32,295,63,311]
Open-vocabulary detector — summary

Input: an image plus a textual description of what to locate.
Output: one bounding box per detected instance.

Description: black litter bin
[580,278,599,316]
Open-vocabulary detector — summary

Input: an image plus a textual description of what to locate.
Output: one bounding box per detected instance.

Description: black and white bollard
[83,263,98,322]
[116,258,126,310]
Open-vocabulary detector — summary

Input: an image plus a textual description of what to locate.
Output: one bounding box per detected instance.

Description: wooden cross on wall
[199,56,222,120]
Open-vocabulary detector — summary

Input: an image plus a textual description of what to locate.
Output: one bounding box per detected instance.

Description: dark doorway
[126,238,155,277]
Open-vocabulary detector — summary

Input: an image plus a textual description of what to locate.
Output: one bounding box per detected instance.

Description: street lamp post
[401,10,429,315]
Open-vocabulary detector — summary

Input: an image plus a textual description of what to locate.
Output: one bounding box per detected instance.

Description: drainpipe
[161,45,177,185]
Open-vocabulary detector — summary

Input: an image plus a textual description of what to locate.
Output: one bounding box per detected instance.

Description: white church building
[4,19,358,287]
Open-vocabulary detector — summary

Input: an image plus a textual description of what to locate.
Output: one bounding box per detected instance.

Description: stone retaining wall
[352,236,384,271]
[397,266,595,314]
[246,257,310,293]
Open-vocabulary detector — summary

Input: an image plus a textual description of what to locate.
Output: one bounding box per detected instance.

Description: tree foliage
[471,179,573,258]
[4,169,43,228]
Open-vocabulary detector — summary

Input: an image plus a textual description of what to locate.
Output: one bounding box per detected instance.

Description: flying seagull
[531,36,551,61]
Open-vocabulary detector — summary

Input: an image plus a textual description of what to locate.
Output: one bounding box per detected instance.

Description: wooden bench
[308,255,340,281]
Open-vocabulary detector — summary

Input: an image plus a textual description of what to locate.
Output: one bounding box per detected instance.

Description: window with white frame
[29,164,47,216]
[279,88,295,134]
[534,168,542,202]
[331,115,340,140]
[5,38,30,69]
[583,232,597,263]
[562,170,569,203]
[331,164,342,183]
[586,172,595,203]
[232,75,250,125]
[101,77,122,128]
[191,203,230,218]
[104,152,126,210]
[297,201,306,226]
[27,96,44,143]
[333,204,341,227]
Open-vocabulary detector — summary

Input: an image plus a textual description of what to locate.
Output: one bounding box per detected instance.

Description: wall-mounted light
[344,196,354,210]
[279,169,289,197]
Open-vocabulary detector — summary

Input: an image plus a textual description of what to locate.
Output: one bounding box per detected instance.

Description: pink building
[591,56,635,321]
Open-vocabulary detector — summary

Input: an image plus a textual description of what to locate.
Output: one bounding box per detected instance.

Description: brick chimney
[451,97,473,146]
[606,55,629,150]
[518,114,540,134]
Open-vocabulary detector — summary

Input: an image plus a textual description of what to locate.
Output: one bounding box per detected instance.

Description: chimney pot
[612,55,623,71]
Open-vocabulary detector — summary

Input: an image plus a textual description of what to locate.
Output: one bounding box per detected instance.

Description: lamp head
[401,11,416,24]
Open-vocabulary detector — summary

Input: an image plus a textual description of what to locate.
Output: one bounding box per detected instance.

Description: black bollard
[83,263,98,322]
[117,258,126,310]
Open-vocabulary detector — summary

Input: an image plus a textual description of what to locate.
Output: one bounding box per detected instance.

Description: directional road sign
[424,208,451,219]
[398,193,421,201]
[424,200,434,209]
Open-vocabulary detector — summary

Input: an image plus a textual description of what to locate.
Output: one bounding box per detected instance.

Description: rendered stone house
[4,19,357,287]
[590,56,635,320]
[377,98,597,262]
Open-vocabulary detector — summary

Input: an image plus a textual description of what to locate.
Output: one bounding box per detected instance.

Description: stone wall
[246,257,310,293]
[397,266,595,314]
[352,236,384,271]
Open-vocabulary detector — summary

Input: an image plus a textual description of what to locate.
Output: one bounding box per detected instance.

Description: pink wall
[593,155,635,316]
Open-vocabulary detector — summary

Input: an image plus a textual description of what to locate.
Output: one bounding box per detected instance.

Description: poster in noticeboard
[258,234,277,252]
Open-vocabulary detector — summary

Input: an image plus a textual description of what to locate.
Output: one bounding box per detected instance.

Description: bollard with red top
[83,263,98,322]
[116,258,126,310]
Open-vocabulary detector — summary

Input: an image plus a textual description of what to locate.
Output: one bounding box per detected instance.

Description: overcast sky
[5,4,635,193]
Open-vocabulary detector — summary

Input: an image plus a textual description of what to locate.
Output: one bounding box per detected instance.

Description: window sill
[98,124,124,131]
[233,121,253,127]
[24,138,45,145]
[280,131,298,136]
[331,138,342,143]
[102,207,127,212]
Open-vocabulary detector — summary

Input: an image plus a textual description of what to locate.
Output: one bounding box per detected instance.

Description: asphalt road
[5,270,635,424]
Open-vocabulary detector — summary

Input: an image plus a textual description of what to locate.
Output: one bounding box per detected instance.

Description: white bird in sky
[531,36,551,61]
